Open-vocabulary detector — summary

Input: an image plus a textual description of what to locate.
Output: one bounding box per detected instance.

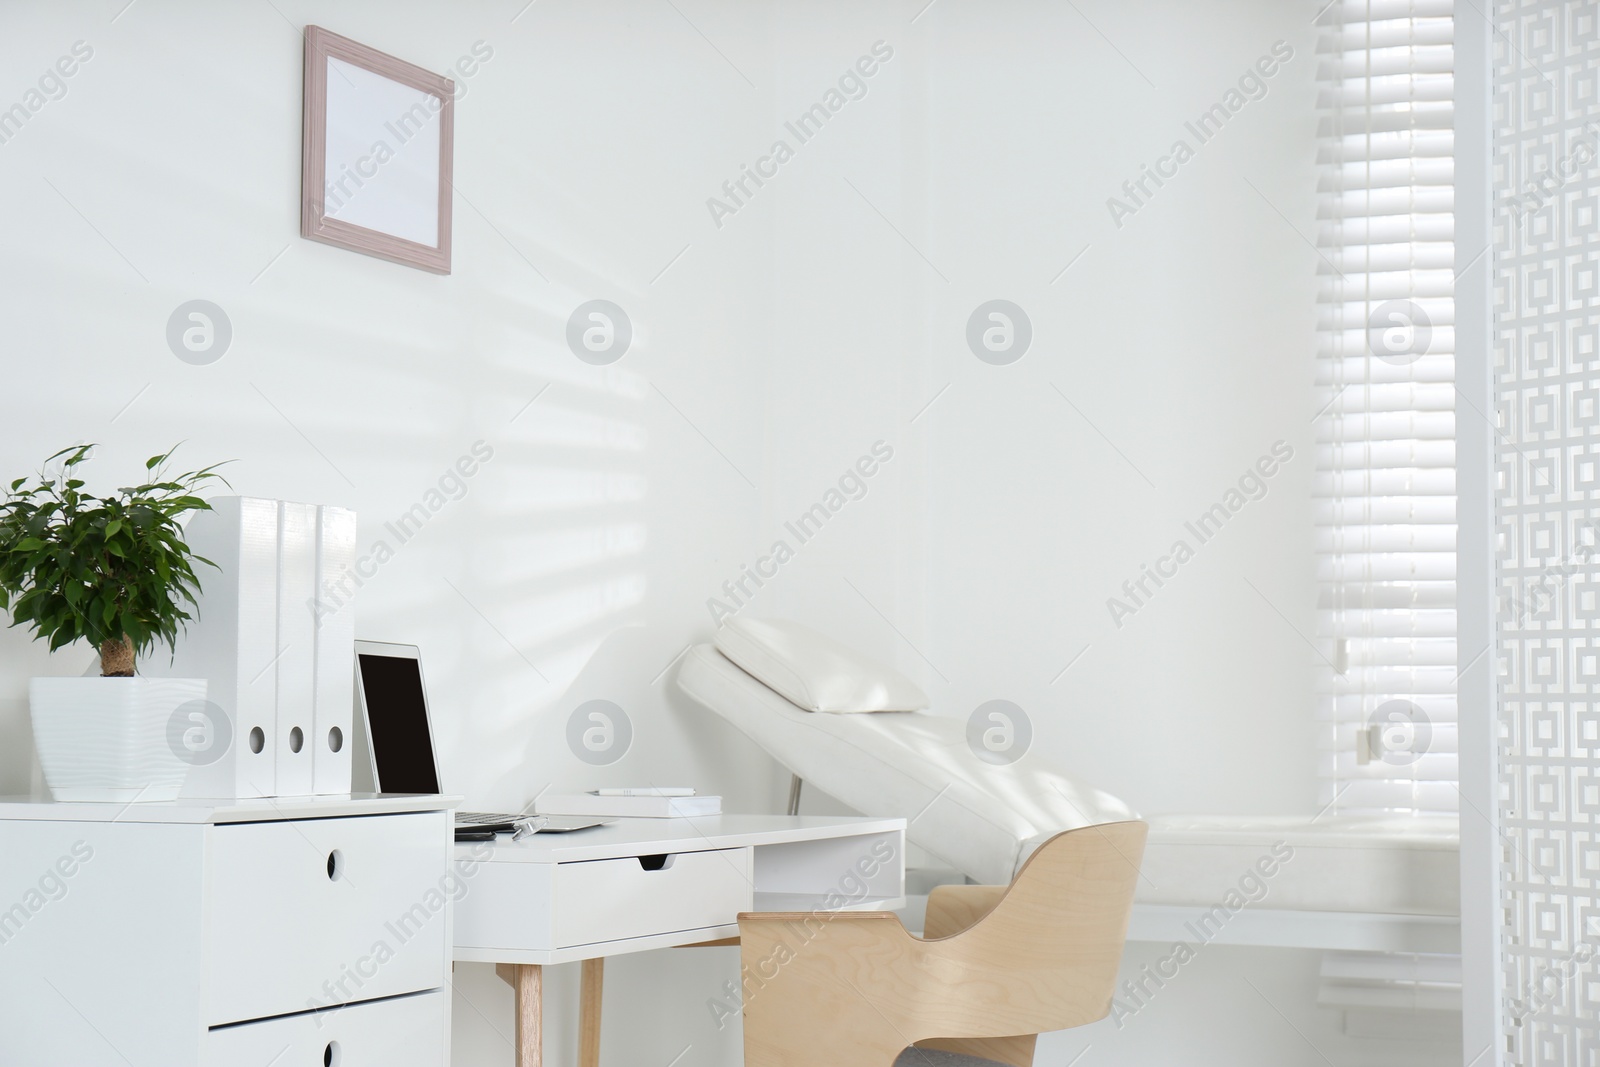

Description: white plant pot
[29,676,208,803]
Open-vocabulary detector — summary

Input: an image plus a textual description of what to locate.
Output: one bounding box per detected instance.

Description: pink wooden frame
[301,26,454,274]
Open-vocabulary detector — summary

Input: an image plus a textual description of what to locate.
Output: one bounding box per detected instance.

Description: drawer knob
[248,726,265,754]
[289,726,305,754]
[324,1040,341,1066]
[328,726,344,753]
[327,849,344,881]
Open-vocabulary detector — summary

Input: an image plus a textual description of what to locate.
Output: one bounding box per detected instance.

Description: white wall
[741,6,1365,1064]
[0,2,1386,1065]
[0,2,788,794]
[753,0,1321,817]
[1,3,781,1063]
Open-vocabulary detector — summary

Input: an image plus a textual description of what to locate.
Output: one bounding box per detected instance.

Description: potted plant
[0,444,227,801]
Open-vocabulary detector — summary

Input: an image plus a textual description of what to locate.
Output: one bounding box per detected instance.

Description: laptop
[353,640,604,836]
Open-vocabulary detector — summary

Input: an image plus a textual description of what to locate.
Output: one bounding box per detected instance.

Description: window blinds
[1315,0,1457,814]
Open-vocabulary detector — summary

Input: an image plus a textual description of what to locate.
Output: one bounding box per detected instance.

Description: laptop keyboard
[455,812,536,827]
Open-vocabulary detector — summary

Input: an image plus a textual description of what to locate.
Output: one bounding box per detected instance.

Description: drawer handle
[324,1040,341,1066]
[327,849,344,881]
[638,854,674,871]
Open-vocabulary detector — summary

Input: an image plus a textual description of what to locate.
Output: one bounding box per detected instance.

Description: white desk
[453,814,906,1067]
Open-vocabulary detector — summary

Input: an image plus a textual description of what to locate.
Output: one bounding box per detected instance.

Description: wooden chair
[736,820,1148,1067]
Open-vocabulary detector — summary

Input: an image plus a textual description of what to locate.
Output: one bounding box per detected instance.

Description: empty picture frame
[301,26,454,274]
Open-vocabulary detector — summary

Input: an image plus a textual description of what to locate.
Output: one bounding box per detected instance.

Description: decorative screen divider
[1493,2,1600,1061]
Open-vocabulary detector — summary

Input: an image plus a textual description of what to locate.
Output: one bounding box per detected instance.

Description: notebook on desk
[353,640,605,835]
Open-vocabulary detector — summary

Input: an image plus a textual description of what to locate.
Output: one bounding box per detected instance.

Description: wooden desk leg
[496,963,543,1067]
[579,957,603,1067]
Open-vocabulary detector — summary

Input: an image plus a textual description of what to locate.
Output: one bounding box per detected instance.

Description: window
[1314,0,1457,814]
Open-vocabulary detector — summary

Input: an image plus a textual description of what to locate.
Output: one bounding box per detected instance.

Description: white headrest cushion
[713,617,929,713]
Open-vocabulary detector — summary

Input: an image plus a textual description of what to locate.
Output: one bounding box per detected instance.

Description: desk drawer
[206,813,449,1026]
[552,847,751,947]
[205,990,446,1066]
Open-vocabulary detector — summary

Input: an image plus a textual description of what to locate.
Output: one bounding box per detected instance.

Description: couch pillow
[713,617,929,713]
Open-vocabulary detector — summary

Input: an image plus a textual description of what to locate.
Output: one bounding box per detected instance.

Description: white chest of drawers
[0,793,455,1067]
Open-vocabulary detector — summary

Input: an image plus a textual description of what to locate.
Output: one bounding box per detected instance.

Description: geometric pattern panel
[1494,1,1600,1062]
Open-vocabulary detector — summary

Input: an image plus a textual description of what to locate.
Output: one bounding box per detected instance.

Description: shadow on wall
[268,255,667,807]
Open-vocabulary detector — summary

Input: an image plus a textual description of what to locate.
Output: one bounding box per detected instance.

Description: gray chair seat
[893,1051,1007,1067]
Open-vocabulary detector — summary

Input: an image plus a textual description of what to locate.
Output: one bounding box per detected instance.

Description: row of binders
[148,497,356,798]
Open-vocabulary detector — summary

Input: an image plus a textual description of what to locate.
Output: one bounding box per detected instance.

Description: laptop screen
[356,649,441,794]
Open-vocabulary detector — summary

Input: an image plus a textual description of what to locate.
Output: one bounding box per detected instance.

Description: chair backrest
[910,820,1148,1037]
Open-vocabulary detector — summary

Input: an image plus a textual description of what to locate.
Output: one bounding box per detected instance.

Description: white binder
[150,496,280,799]
[273,502,318,797]
[311,505,357,795]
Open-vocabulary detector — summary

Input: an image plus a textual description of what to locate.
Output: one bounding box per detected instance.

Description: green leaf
[0,443,231,657]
